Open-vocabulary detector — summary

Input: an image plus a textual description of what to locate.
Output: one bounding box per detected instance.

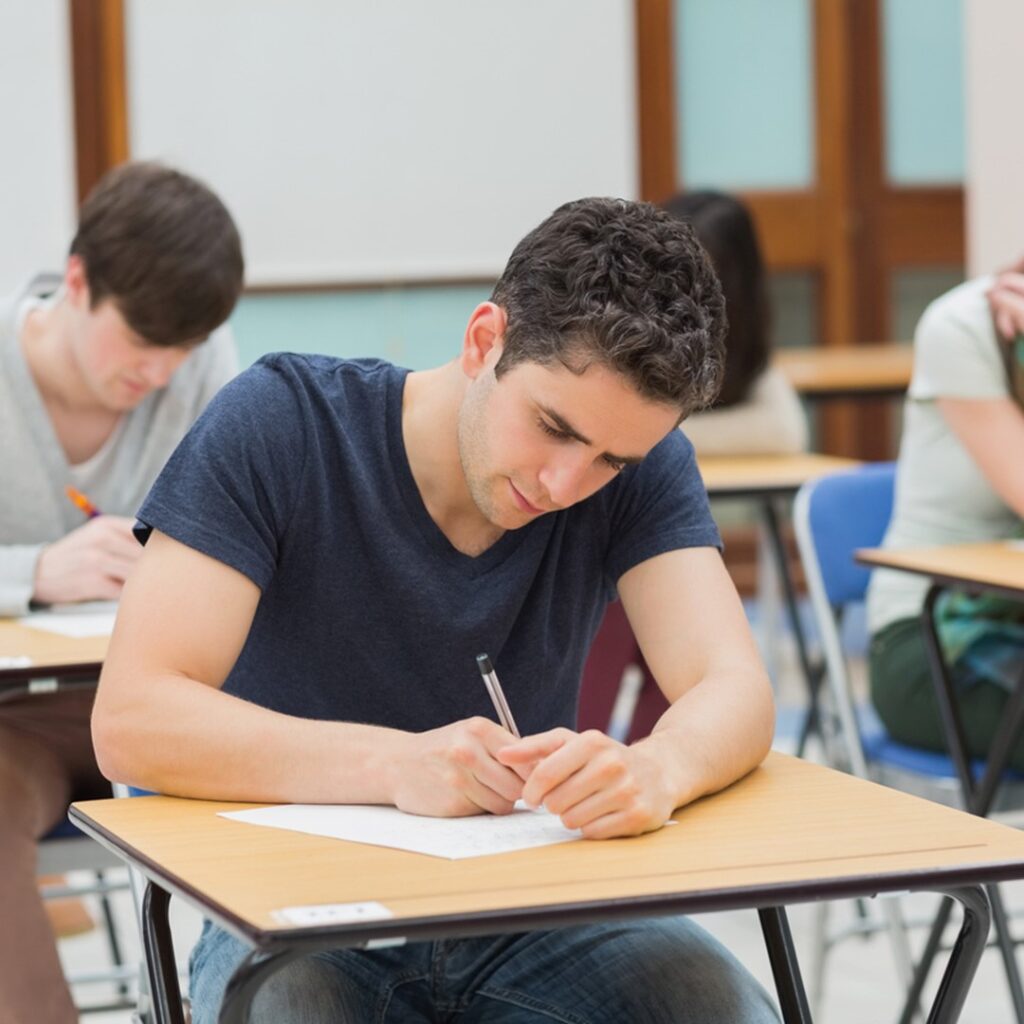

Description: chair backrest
[793,462,895,777]
[799,461,896,606]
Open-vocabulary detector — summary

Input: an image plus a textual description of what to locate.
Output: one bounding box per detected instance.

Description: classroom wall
[964,0,1024,276]
[0,0,75,293]
[124,0,637,287]
[0,2,986,366]
[230,285,491,371]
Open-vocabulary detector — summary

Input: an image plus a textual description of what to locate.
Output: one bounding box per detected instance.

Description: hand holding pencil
[32,489,141,604]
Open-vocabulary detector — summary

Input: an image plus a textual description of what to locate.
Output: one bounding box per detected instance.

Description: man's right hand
[33,516,141,605]
[390,716,525,817]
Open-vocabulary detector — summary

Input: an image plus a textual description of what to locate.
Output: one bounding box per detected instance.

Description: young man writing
[0,161,244,1024]
[94,197,778,1022]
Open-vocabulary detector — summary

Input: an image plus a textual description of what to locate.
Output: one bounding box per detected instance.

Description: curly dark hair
[71,161,244,347]
[491,197,726,415]
[662,191,769,409]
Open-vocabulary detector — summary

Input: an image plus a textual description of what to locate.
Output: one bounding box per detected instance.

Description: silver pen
[475,653,521,738]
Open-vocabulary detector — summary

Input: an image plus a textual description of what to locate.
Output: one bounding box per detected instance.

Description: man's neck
[20,300,101,414]
[402,362,504,556]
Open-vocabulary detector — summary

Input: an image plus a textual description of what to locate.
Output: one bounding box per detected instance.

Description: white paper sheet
[17,602,118,638]
[220,801,585,860]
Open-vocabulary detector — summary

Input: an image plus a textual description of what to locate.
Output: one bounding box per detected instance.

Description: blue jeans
[190,917,780,1023]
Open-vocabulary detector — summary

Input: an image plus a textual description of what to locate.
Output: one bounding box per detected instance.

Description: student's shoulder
[917,276,993,346]
[223,353,400,405]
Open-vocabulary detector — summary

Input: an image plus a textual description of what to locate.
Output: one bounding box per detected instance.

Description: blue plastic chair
[794,461,1024,801]
[794,462,1024,1018]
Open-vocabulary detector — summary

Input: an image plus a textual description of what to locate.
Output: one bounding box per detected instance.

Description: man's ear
[459,302,508,380]
[64,255,91,310]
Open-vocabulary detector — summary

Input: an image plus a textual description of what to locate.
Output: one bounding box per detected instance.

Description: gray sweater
[0,278,238,615]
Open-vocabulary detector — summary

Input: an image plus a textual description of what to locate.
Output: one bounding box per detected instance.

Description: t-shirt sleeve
[134,359,307,591]
[910,278,1008,401]
[603,429,721,587]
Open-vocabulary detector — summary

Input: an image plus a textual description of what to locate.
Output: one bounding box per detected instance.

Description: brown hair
[70,161,244,347]
[661,191,769,409]
[491,197,726,416]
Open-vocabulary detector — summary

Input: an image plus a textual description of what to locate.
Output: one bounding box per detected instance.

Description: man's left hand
[497,728,678,839]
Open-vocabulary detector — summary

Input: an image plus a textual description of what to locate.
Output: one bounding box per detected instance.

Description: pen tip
[476,653,493,673]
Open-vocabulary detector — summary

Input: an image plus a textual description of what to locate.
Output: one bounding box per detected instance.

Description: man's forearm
[92,673,407,804]
[637,667,775,810]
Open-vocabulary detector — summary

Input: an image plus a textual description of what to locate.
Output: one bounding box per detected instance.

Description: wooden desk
[0,619,108,691]
[858,542,1024,604]
[858,541,1024,1020]
[71,752,1018,1024]
[699,454,861,754]
[856,541,1024,811]
[774,343,914,401]
[698,454,860,500]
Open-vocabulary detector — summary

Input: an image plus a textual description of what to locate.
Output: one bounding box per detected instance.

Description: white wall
[0,0,76,294]
[964,1,1024,276]
[125,1,637,287]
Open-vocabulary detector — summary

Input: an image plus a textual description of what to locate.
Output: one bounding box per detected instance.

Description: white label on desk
[0,656,33,669]
[272,901,394,926]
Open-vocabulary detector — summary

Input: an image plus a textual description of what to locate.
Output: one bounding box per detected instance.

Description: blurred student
[0,161,243,1024]
[867,264,1024,768]
[664,190,807,457]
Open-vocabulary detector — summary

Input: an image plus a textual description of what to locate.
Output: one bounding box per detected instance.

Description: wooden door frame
[634,0,964,458]
[68,0,129,205]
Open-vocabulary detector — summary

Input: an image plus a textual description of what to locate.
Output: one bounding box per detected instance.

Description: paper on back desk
[18,601,118,638]
[219,801,584,859]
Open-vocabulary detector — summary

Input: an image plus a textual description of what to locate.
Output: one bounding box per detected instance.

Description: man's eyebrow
[539,406,645,466]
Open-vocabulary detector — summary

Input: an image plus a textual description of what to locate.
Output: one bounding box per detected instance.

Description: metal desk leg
[218,948,305,1024]
[141,882,186,1024]
[898,899,955,1024]
[759,500,823,755]
[916,587,1024,1021]
[759,906,813,1024]
[919,886,991,1024]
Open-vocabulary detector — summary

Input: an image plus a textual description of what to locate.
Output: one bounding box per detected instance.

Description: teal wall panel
[882,0,964,184]
[229,284,494,370]
[674,0,814,190]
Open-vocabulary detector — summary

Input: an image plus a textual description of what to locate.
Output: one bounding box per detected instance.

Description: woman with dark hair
[663,190,807,456]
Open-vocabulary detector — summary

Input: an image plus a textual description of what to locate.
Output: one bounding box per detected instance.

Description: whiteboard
[125,1,637,286]
[0,0,76,294]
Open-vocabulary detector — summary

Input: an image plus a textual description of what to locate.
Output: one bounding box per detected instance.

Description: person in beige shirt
[867,264,1024,767]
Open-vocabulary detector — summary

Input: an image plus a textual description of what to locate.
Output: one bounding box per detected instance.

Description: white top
[867,276,1021,632]
[0,277,239,616]
[681,366,809,457]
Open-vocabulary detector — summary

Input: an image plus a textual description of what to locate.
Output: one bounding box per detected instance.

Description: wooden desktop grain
[0,620,109,668]
[72,753,1024,937]
[698,453,860,494]
[857,542,1024,601]
[774,343,913,397]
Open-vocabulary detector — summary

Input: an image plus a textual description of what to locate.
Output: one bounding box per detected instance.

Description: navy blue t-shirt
[136,355,720,735]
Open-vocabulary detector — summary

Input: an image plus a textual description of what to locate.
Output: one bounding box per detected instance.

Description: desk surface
[774,343,913,398]
[699,453,860,498]
[0,620,108,681]
[857,541,1024,602]
[71,752,1024,951]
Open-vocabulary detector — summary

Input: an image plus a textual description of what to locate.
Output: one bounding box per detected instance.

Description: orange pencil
[65,485,101,519]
